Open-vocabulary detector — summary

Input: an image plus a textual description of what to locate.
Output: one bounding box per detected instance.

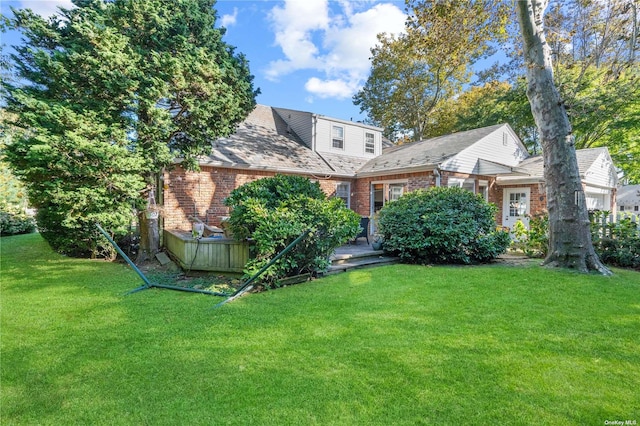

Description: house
[617,185,640,214]
[161,104,618,236]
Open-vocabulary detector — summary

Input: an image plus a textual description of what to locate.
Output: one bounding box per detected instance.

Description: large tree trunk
[516,0,611,275]
[136,212,159,263]
[136,182,161,263]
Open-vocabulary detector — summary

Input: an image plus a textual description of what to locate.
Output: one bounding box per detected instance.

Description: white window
[509,192,528,216]
[335,183,350,208]
[332,126,344,150]
[478,180,489,202]
[620,206,625,211]
[365,132,375,154]
[447,177,465,188]
[448,177,475,193]
[389,183,404,202]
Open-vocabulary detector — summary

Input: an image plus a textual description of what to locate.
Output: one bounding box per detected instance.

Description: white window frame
[478,180,489,202]
[332,125,344,150]
[335,182,350,208]
[365,132,375,154]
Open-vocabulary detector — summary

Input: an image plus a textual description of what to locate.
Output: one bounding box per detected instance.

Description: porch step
[327,249,399,274]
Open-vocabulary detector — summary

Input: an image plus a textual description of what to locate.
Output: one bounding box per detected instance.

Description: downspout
[434,166,441,187]
[312,114,318,152]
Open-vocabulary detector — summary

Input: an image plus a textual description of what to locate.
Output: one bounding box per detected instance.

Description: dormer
[271,106,383,160]
[314,116,383,158]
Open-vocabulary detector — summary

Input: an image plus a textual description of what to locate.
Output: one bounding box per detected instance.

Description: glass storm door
[503,188,530,230]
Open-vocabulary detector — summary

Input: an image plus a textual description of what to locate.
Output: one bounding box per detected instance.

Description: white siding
[582,151,617,189]
[314,116,381,158]
[273,107,314,148]
[441,125,529,174]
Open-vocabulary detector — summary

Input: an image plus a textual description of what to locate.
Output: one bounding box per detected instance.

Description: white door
[503,188,530,230]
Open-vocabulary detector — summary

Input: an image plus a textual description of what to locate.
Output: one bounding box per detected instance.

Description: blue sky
[1,0,409,122]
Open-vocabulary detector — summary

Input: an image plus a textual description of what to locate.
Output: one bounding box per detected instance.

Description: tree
[2,0,258,258]
[431,80,541,153]
[353,0,508,142]
[516,0,610,275]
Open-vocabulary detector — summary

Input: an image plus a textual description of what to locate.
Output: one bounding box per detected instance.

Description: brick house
[162,104,618,236]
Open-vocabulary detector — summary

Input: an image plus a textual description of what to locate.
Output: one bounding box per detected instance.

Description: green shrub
[510,213,549,257]
[377,187,510,264]
[0,211,36,236]
[225,175,360,288]
[591,212,640,269]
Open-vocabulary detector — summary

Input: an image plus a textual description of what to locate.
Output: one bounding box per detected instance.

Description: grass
[2,233,639,425]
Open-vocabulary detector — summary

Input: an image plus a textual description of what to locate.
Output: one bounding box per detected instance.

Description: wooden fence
[591,212,640,238]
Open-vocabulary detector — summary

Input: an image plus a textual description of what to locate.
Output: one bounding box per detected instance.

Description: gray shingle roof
[200,105,335,175]
[617,185,640,205]
[358,124,505,175]
[499,147,609,180]
[318,152,371,176]
[576,147,609,174]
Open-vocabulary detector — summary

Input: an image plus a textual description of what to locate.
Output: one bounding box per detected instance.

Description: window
[478,180,489,202]
[447,177,465,188]
[365,132,375,154]
[509,192,528,217]
[448,177,475,192]
[335,183,350,208]
[332,126,344,150]
[389,184,404,202]
[620,206,625,211]
[635,206,639,212]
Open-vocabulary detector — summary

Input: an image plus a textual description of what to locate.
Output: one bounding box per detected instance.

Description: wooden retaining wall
[164,230,251,273]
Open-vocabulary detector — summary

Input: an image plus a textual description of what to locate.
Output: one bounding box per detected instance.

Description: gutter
[434,166,441,187]
[355,164,437,179]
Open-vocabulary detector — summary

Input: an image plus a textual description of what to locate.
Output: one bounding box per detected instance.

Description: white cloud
[323,4,406,76]
[305,77,359,100]
[265,0,330,79]
[15,1,74,18]
[265,0,406,100]
[220,7,238,28]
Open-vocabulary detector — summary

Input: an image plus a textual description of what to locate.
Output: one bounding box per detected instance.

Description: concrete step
[331,249,385,265]
[326,254,399,275]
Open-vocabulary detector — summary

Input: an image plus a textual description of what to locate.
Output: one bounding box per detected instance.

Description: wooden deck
[164,230,396,274]
[164,230,251,273]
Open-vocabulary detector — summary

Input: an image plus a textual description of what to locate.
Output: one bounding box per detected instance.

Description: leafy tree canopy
[353,0,508,141]
[356,0,639,182]
[1,0,258,256]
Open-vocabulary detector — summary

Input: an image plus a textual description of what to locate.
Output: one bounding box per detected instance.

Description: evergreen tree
[1,0,258,257]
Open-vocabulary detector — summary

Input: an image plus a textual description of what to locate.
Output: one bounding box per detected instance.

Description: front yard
[1,233,639,425]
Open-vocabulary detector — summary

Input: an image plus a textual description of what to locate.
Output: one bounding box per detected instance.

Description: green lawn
[2,233,639,425]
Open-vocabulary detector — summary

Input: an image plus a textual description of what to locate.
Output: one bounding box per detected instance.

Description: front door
[503,188,530,230]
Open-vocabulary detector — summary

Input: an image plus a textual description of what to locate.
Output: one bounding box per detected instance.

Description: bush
[591,212,640,269]
[377,187,510,264]
[510,213,549,257]
[0,211,36,236]
[225,175,360,288]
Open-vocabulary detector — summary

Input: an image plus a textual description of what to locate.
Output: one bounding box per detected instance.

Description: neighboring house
[617,185,640,214]
[495,147,618,228]
[162,104,618,235]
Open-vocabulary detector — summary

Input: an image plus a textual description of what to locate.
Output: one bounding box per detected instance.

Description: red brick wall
[494,183,547,226]
[351,171,437,216]
[163,164,550,231]
[163,166,356,231]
